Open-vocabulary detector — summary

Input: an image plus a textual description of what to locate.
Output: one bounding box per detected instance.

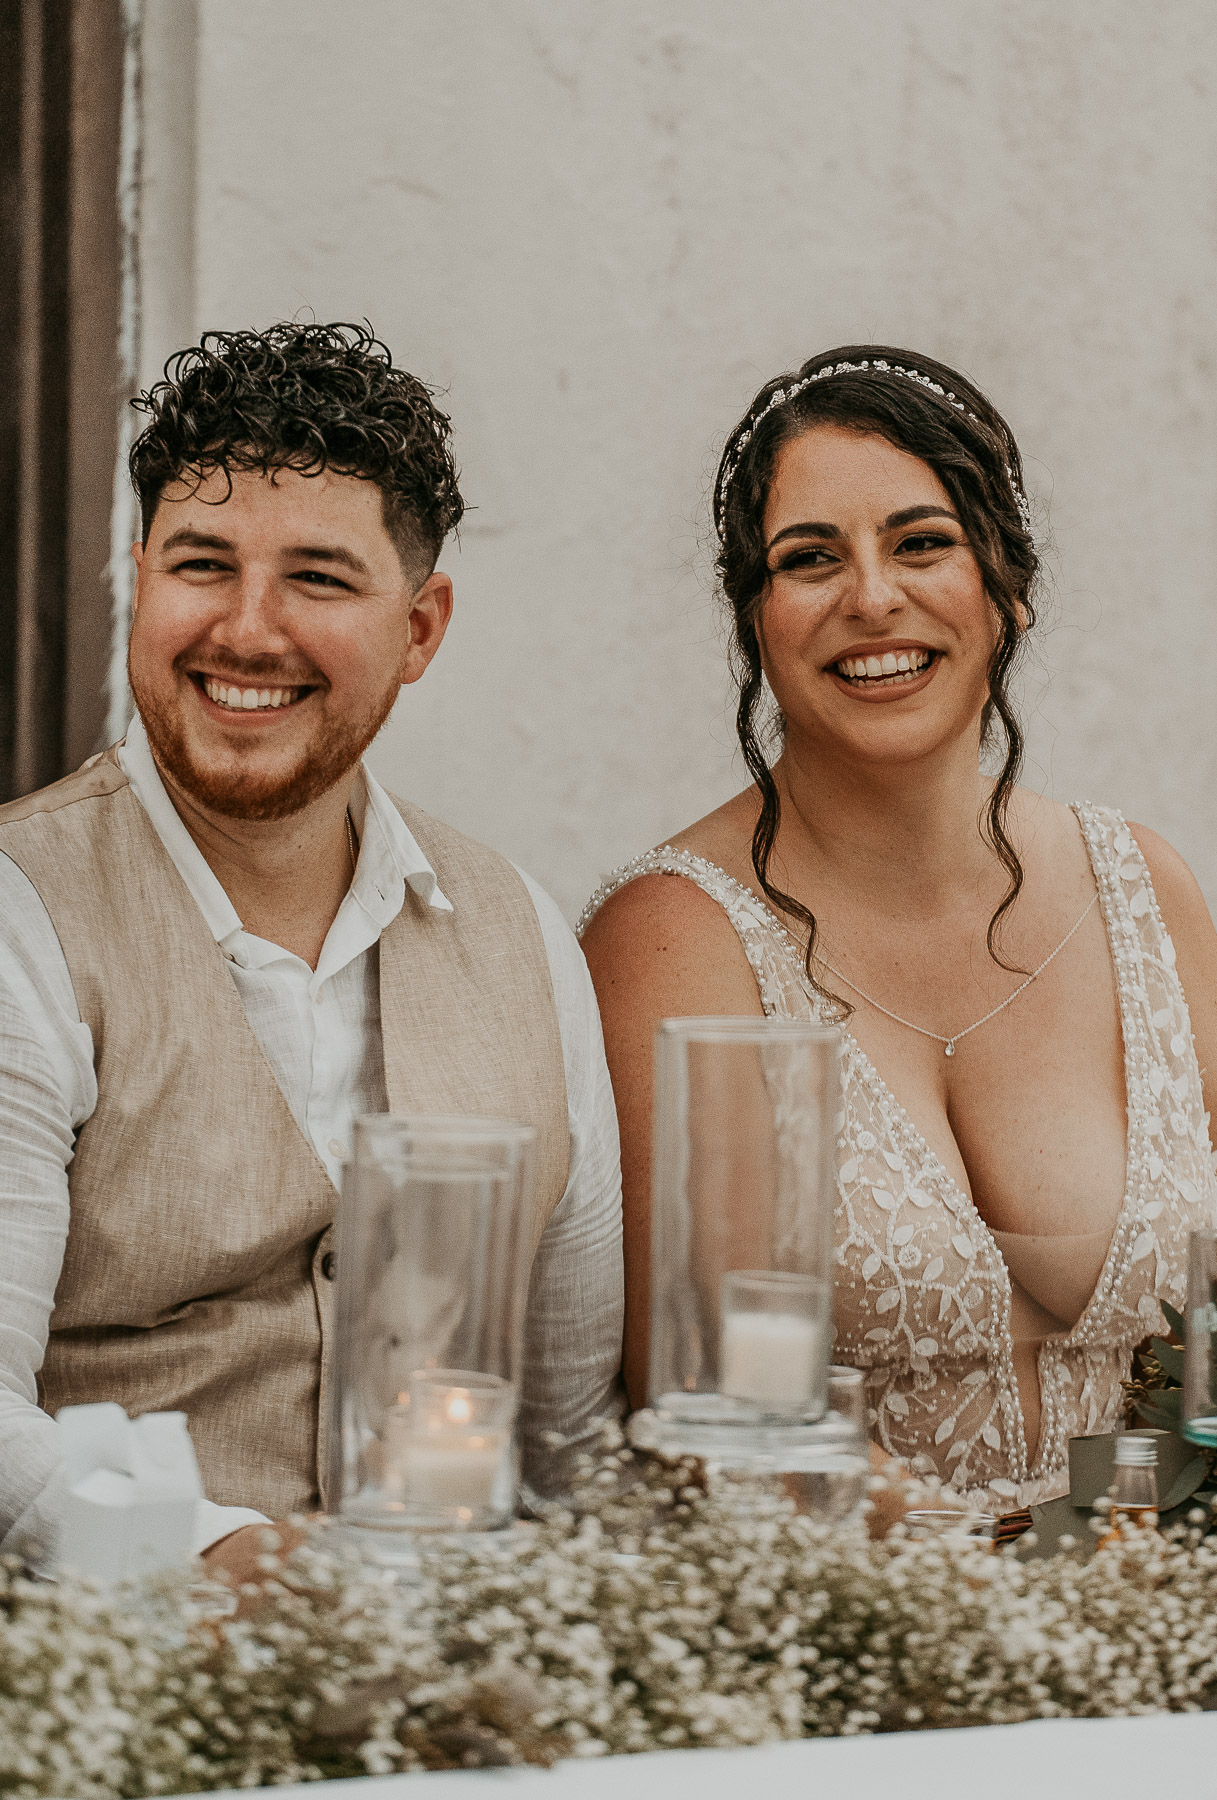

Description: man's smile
[187,671,320,715]
[199,677,305,711]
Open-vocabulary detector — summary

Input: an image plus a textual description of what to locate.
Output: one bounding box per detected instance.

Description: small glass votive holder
[380,1370,516,1530]
[903,1510,998,1543]
[776,1365,869,1523]
[828,1363,866,1436]
[1182,1228,1217,1448]
[720,1270,831,1417]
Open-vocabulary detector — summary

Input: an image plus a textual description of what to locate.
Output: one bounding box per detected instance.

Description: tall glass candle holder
[333,1115,535,1537]
[647,1016,842,1465]
[1182,1227,1217,1448]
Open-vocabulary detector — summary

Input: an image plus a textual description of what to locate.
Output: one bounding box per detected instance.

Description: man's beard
[129,655,400,821]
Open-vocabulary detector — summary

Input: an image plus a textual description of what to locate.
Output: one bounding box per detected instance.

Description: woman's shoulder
[1126,819,1212,921]
[578,791,772,1017]
[1053,785,1212,932]
[579,860,769,1026]
[1058,792,1217,1108]
[578,789,761,940]
[1123,818,1217,1122]
[1124,817,1217,995]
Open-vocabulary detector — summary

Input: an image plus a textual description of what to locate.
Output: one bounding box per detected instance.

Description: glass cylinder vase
[333,1115,535,1538]
[647,1016,843,1466]
[1182,1227,1217,1448]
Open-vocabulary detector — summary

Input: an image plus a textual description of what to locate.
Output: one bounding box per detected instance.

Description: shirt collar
[354,762,455,917]
[117,713,454,964]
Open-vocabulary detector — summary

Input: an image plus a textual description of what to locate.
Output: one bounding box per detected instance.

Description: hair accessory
[715,358,1034,539]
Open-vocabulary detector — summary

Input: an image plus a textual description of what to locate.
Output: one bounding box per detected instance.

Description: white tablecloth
[179,1712,1217,1800]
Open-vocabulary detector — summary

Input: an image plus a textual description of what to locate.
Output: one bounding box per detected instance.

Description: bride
[579,346,1217,1513]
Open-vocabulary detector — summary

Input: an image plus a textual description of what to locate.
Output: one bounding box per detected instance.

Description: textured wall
[183,0,1217,918]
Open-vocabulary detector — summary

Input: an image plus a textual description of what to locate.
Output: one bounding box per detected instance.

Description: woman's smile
[828,640,941,699]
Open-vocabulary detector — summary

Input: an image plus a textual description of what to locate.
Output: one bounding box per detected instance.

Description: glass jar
[1183,1228,1217,1448]
[332,1114,535,1538]
[645,1016,843,1467]
[1097,1432,1159,1548]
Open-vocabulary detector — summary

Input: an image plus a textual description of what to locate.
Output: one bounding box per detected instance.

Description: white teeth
[835,649,933,684]
[202,679,299,711]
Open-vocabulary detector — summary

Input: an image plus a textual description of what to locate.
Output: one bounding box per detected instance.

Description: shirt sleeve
[514,871,625,1498]
[0,854,95,1557]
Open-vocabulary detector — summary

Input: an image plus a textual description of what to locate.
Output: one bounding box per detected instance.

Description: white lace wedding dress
[579,805,1217,1511]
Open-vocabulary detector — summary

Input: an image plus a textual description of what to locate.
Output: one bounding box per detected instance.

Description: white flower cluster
[3,1446,1217,1797]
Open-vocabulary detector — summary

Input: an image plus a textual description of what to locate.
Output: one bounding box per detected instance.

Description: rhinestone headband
[715,358,1034,539]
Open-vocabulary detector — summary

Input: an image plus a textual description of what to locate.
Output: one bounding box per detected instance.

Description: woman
[579,347,1217,1513]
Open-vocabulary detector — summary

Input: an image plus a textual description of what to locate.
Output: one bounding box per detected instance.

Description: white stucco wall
[145,0,1217,919]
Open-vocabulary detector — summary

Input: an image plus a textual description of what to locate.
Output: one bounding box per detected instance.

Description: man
[0,322,622,1572]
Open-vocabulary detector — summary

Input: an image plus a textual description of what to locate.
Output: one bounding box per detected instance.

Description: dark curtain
[1,0,126,803]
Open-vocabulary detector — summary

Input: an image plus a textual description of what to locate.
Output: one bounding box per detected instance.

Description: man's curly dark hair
[128,321,465,581]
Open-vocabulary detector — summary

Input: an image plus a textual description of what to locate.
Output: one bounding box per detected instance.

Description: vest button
[321,1251,337,1281]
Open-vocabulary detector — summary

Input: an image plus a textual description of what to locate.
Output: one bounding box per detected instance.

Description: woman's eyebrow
[883,504,961,529]
[767,521,842,549]
[767,504,961,551]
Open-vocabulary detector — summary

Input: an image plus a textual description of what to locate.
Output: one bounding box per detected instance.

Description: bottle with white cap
[1097,1433,1159,1549]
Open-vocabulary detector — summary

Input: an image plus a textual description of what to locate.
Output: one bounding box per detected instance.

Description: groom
[0,323,622,1571]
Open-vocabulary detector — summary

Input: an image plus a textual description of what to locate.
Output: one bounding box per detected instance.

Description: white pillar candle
[381,1381,511,1513]
[389,1431,507,1508]
[720,1309,826,1408]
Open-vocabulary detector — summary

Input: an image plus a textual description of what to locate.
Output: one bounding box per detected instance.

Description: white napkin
[57,1403,204,1583]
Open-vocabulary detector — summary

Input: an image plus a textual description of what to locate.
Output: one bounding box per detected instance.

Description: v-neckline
[654,814,1139,1474]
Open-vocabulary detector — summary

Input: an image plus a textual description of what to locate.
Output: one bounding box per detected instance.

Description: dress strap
[1071,800,1217,1218]
[576,847,735,936]
[577,847,825,1023]
[1071,801,1190,1059]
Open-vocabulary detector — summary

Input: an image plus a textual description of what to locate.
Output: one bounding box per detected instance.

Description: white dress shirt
[0,717,623,1555]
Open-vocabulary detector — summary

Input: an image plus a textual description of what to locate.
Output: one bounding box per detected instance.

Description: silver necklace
[817,893,1099,1057]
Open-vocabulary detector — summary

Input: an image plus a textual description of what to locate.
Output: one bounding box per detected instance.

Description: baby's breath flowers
[4,1441,1217,1798]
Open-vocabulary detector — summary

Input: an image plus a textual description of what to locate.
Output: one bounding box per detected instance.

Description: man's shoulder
[0,750,130,832]
[384,793,525,888]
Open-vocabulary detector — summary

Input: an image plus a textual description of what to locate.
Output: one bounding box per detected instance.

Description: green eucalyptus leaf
[1161,1300,1187,1340]
[1135,1394,1183,1431]
[1151,1338,1186,1385]
[1160,1455,1211,1511]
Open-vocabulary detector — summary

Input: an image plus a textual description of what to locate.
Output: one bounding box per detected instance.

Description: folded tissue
[57,1402,203,1582]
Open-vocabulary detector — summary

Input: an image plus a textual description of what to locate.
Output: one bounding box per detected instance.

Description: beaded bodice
[578,805,1217,1511]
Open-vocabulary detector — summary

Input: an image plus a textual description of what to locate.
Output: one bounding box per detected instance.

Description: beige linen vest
[0,749,569,1517]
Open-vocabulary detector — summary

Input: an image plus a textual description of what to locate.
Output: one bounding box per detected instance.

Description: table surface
[175,1712,1217,1800]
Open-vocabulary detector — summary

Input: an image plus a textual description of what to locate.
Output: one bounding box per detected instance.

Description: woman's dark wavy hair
[129,321,464,579]
[714,345,1038,991]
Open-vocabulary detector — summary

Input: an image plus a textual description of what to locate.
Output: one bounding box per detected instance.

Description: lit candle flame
[446,1391,472,1425]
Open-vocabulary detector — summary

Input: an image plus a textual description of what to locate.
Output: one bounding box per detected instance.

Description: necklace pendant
[944,1041,956,1058]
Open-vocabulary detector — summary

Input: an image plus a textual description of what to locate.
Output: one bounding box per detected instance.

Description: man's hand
[200,1520,307,1612]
